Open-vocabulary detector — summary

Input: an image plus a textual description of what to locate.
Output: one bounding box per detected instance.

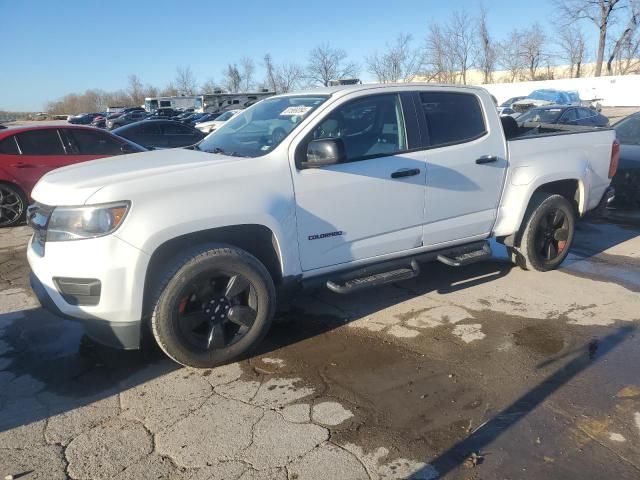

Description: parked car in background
[512,90,578,114]
[112,120,205,149]
[195,109,242,134]
[68,113,103,125]
[194,112,222,125]
[91,114,107,128]
[107,110,148,129]
[498,96,526,116]
[517,105,609,128]
[0,125,145,226]
[180,112,207,125]
[612,112,640,206]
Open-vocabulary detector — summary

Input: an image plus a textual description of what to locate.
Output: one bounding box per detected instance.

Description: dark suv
[106,110,148,129]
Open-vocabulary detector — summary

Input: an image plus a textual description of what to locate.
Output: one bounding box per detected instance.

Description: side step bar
[436,241,492,267]
[327,260,420,294]
[324,241,492,295]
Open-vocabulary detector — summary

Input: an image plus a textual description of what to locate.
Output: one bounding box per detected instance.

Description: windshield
[198,95,329,157]
[614,114,640,145]
[528,90,562,102]
[518,108,564,124]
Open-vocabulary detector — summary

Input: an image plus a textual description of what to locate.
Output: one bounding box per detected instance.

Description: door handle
[391,168,420,179]
[475,155,498,164]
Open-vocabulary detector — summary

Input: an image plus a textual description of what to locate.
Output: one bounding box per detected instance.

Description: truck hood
[31,148,241,206]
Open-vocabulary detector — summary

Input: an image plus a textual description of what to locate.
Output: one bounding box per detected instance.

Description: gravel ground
[1,209,640,479]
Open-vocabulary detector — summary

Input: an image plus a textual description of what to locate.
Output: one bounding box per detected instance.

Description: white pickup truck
[26,84,618,368]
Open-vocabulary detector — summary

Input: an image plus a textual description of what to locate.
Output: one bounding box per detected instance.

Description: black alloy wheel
[0,184,26,227]
[176,272,258,351]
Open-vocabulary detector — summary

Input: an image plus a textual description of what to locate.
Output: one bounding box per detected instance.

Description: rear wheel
[149,245,276,368]
[510,193,575,271]
[0,183,27,228]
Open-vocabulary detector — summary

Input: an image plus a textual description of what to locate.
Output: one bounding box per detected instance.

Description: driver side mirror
[301,138,346,168]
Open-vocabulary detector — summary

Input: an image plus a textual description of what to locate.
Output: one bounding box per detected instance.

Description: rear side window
[66,129,123,155]
[577,108,594,120]
[164,123,192,135]
[141,124,162,135]
[0,136,20,155]
[420,92,487,147]
[15,129,65,155]
[561,109,577,123]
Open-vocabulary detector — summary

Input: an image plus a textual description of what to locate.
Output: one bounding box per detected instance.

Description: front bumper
[27,233,151,350]
[30,272,140,349]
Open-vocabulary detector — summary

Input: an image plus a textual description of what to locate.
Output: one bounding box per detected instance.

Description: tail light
[609,140,620,179]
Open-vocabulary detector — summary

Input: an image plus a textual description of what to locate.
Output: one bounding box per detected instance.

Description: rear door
[61,128,125,163]
[417,90,508,246]
[10,129,69,193]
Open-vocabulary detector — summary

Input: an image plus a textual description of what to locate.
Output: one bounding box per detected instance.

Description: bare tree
[175,66,197,95]
[143,85,158,100]
[223,64,242,93]
[477,6,498,83]
[519,23,548,80]
[498,30,527,81]
[424,24,458,83]
[240,57,255,91]
[607,1,640,73]
[306,43,358,86]
[366,33,423,83]
[160,83,179,97]
[558,26,587,77]
[559,0,625,76]
[200,78,219,93]
[127,74,145,105]
[448,10,478,84]
[264,54,278,92]
[263,53,304,93]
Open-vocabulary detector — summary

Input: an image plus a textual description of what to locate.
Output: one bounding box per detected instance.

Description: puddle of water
[513,324,565,355]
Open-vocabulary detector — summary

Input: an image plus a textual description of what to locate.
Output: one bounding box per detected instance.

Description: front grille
[27,203,53,256]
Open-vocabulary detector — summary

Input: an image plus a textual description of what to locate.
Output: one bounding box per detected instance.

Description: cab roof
[277,82,488,98]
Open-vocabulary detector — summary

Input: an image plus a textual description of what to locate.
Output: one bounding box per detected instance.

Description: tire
[0,183,27,228]
[510,193,576,272]
[149,244,276,368]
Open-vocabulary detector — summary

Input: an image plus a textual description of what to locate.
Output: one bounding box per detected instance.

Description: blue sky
[1,0,590,111]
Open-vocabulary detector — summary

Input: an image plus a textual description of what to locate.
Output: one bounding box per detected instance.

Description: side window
[15,129,65,155]
[142,124,162,135]
[0,136,20,155]
[420,92,486,147]
[164,123,192,135]
[578,108,594,120]
[67,129,123,155]
[310,94,407,161]
[561,109,577,123]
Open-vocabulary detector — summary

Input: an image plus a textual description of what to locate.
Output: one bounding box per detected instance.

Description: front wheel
[510,193,576,272]
[149,245,276,368]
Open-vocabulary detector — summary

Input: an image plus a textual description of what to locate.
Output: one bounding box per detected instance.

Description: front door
[417,90,508,246]
[291,93,427,271]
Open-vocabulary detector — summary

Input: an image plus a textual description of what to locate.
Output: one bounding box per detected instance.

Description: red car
[0,125,145,227]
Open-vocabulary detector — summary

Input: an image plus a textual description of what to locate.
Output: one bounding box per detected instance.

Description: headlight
[47,202,130,242]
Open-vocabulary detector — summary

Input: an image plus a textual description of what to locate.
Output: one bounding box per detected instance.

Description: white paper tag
[280,106,312,116]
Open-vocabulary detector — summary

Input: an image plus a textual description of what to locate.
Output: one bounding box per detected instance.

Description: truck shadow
[411,324,636,479]
[0,258,510,437]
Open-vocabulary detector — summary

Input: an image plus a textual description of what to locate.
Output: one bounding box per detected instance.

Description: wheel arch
[142,224,284,313]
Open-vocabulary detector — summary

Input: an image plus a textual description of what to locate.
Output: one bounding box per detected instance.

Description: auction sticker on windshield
[280,106,312,116]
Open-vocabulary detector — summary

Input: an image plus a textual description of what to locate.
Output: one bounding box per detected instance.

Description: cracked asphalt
[1,209,640,479]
